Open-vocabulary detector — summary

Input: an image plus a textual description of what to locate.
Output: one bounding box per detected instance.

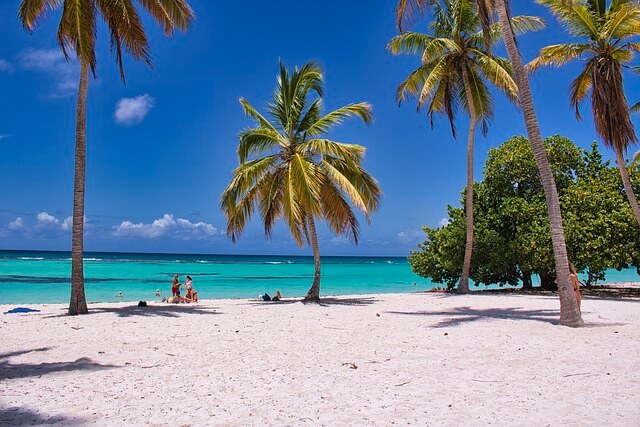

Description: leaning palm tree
[19,0,194,315]
[388,0,540,293]
[396,0,584,326]
[221,61,382,303]
[529,0,640,227]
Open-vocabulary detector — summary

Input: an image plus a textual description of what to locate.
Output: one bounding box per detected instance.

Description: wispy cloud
[114,94,155,126]
[8,217,25,231]
[397,229,423,244]
[19,48,78,98]
[113,214,219,240]
[2,212,92,238]
[0,59,13,73]
[0,134,10,141]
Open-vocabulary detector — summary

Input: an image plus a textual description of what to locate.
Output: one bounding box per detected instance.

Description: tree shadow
[1,347,117,381]
[0,406,87,425]
[317,296,378,306]
[244,296,378,307]
[43,303,222,319]
[387,306,560,327]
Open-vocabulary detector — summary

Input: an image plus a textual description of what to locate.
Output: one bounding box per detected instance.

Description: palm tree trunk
[614,145,640,226]
[458,64,477,294]
[496,0,583,327]
[68,60,89,316]
[303,215,322,303]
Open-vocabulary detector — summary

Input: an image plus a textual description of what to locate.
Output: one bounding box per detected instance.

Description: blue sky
[0,1,638,256]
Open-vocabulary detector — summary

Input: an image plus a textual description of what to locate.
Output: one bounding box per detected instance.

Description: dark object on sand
[138,301,148,307]
[4,307,41,314]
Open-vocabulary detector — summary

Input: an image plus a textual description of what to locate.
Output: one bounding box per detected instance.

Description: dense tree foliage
[410,135,640,289]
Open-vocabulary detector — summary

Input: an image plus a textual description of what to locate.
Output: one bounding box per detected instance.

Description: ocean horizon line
[0,248,409,259]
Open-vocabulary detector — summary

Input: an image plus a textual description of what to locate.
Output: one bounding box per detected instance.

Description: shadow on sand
[245,296,379,307]
[0,347,117,381]
[0,406,87,426]
[387,306,561,327]
[43,303,222,319]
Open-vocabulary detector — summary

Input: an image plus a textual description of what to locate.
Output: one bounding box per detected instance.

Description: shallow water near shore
[0,250,637,304]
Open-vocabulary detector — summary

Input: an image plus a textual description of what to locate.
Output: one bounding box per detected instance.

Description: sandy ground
[1,292,639,426]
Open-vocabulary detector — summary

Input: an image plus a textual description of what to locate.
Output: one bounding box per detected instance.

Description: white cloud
[0,134,10,141]
[8,217,24,231]
[113,214,218,240]
[0,59,13,72]
[330,235,351,245]
[19,49,78,98]
[114,94,155,126]
[438,218,451,227]
[398,229,424,244]
[61,216,73,231]
[37,211,60,227]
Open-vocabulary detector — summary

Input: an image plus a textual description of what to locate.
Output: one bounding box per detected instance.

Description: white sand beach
[1,292,639,426]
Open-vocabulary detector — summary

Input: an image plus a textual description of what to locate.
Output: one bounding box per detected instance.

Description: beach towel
[4,307,41,314]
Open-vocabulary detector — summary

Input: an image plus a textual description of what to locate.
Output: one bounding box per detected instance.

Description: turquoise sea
[0,250,637,304]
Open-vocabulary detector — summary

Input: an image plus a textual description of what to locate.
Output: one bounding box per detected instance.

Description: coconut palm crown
[529,0,640,225]
[221,61,382,302]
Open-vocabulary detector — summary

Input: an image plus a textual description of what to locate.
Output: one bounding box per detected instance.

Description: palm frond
[305,103,373,136]
[601,3,640,39]
[319,177,360,243]
[138,0,194,35]
[298,139,366,163]
[569,59,594,120]
[473,49,518,103]
[238,127,282,162]
[509,15,547,34]
[239,97,286,142]
[527,43,591,72]
[97,0,151,82]
[57,0,98,74]
[396,0,434,32]
[18,0,62,30]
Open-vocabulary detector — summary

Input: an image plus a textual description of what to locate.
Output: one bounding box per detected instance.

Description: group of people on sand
[260,290,282,301]
[162,274,199,303]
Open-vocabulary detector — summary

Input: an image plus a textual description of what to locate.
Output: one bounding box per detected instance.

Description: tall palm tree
[388,0,540,293]
[530,0,640,226]
[221,61,382,303]
[396,0,584,326]
[19,0,194,315]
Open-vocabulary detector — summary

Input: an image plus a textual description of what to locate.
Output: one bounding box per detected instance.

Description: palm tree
[221,61,382,303]
[530,0,640,227]
[388,0,540,293]
[396,0,584,326]
[19,0,194,315]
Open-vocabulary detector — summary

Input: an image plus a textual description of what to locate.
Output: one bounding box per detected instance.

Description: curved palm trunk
[496,0,583,327]
[614,145,640,226]
[458,65,477,294]
[303,215,322,303]
[69,61,89,316]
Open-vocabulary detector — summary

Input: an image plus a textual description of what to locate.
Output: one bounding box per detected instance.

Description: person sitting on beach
[171,274,181,297]
[260,290,282,301]
[183,276,200,302]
